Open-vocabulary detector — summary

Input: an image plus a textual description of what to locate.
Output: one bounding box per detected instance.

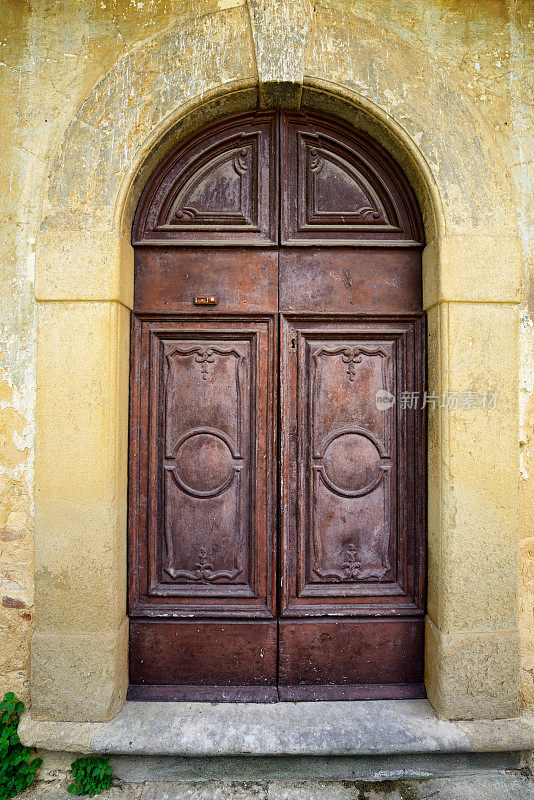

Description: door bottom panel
[129,620,277,689]
[278,619,424,689]
[129,618,425,701]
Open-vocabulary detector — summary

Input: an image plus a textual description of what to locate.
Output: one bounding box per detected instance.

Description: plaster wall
[0,0,531,720]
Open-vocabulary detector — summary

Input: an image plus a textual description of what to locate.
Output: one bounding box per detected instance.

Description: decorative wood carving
[132,113,278,245]
[132,110,423,248]
[310,335,394,584]
[281,111,424,245]
[128,315,276,620]
[162,342,246,583]
[280,315,426,619]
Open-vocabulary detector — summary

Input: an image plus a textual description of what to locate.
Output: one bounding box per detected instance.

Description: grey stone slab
[264,776,534,800]
[139,783,268,800]
[104,752,521,782]
[19,781,144,800]
[20,700,534,758]
[18,775,534,800]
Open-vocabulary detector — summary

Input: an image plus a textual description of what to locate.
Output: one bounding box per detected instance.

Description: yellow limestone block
[35,301,130,635]
[35,230,134,307]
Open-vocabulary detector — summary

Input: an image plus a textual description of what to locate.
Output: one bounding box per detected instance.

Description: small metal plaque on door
[193,296,217,305]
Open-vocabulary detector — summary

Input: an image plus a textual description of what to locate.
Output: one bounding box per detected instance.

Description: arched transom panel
[132,111,423,248]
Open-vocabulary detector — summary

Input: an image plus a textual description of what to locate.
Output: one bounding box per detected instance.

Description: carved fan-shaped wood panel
[132,112,278,245]
[280,111,423,245]
[133,110,423,247]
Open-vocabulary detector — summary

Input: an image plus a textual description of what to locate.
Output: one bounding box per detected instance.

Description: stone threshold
[20,700,534,758]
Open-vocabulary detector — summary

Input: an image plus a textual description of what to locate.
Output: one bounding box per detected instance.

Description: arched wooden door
[128,111,426,701]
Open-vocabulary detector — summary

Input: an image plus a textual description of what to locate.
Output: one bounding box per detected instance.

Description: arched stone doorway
[128,110,426,701]
[30,10,522,719]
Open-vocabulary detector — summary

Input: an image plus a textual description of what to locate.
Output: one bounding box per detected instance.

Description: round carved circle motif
[172,431,235,497]
[322,432,382,495]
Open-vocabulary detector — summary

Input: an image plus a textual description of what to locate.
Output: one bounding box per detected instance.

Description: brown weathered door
[128,110,426,701]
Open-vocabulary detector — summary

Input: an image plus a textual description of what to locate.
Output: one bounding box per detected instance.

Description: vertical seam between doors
[276,109,281,700]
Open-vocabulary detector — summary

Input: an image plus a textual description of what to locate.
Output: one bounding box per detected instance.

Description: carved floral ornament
[165,545,242,584]
[312,344,391,383]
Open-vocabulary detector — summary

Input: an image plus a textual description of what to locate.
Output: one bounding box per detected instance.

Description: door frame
[127,110,427,701]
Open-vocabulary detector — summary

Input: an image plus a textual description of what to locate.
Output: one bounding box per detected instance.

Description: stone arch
[33,5,521,721]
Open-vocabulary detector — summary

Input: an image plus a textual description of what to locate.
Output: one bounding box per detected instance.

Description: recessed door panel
[130,315,276,617]
[132,112,278,245]
[279,248,422,314]
[161,334,252,592]
[280,111,423,246]
[305,333,397,589]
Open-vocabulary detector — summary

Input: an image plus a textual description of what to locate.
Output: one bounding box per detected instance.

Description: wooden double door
[128,111,426,701]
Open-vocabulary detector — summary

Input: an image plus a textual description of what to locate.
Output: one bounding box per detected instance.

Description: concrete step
[19,774,534,800]
[19,700,534,792]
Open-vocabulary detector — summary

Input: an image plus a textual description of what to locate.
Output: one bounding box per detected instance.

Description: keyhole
[291,338,296,349]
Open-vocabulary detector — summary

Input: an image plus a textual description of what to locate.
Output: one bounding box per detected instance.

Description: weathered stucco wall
[510,0,534,709]
[1,0,532,713]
